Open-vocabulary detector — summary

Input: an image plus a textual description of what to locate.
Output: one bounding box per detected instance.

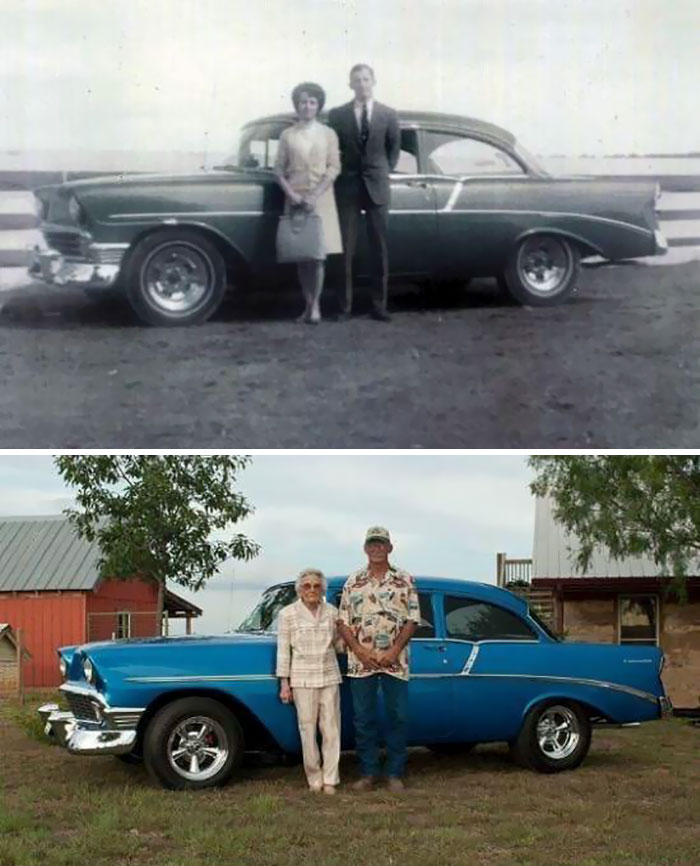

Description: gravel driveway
[1,263,698,448]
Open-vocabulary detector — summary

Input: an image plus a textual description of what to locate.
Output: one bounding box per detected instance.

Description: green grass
[1,695,699,866]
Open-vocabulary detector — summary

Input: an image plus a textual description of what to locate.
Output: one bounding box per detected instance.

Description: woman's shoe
[309,783,323,793]
[297,311,311,323]
[323,785,337,795]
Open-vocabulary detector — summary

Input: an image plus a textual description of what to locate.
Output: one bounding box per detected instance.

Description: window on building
[115,612,131,639]
[619,596,658,645]
[444,595,536,642]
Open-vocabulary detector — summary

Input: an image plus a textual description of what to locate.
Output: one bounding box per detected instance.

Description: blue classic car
[39,577,671,789]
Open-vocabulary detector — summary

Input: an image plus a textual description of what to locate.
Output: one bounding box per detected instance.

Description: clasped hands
[356,646,400,671]
[288,190,319,211]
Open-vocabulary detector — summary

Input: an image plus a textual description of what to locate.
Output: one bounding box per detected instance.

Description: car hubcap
[536,705,580,760]
[517,236,572,294]
[167,715,229,781]
[142,242,213,313]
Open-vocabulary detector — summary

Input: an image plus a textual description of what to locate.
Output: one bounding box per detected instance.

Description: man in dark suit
[328,64,400,321]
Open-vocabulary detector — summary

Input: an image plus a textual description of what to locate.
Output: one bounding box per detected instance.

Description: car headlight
[67,195,85,224]
[82,657,95,684]
[59,656,67,679]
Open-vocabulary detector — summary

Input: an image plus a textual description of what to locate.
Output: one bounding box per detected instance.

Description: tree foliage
[55,456,260,594]
[530,455,700,594]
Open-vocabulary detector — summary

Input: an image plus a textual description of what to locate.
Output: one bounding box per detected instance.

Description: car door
[425,592,543,743]
[353,129,439,278]
[422,131,530,276]
[406,590,456,743]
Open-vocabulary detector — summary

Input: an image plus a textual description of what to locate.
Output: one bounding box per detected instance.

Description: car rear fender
[519,682,660,728]
[513,226,603,258]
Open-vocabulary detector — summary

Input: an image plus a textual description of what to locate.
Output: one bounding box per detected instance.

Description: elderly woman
[274,82,342,324]
[276,568,342,793]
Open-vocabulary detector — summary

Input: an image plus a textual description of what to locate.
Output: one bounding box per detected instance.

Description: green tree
[530,455,700,595]
[55,456,260,623]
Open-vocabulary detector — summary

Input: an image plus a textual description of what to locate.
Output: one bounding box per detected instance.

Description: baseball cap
[365,525,391,544]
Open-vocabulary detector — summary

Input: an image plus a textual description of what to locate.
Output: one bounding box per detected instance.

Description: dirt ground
[0,262,699,448]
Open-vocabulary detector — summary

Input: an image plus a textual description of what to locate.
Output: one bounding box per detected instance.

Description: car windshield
[529,607,561,641]
[237,583,297,633]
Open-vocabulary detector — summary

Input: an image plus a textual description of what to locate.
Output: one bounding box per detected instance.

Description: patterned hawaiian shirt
[337,565,420,681]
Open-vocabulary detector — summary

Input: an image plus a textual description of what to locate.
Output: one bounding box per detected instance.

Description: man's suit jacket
[327,101,401,207]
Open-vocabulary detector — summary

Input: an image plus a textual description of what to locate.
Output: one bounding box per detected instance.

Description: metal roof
[532,496,697,579]
[0,516,101,592]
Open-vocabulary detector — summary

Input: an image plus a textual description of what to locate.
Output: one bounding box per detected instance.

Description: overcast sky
[0,454,535,634]
[1,0,698,156]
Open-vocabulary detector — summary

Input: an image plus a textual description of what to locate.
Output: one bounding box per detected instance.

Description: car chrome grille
[91,247,126,265]
[65,691,99,722]
[105,710,142,730]
[45,231,83,258]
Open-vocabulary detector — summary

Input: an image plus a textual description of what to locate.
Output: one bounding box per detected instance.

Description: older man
[337,526,420,791]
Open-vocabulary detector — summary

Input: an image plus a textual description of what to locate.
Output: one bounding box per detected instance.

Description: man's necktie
[360,103,370,150]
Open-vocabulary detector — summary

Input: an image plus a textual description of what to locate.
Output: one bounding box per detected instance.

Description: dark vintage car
[30,111,667,326]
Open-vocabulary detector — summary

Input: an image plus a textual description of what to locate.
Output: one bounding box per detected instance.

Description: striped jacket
[276,599,342,688]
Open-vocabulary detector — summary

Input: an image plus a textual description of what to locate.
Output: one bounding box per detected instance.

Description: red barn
[0,516,202,688]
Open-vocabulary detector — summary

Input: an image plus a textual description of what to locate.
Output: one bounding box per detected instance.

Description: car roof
[268,575,528,614]
[242,110,516,147]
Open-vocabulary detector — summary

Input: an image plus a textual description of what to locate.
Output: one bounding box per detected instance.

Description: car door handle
[404,180,428,188]
[423,644,447,652]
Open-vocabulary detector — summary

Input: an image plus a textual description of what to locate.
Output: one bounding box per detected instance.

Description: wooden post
[186,616,192,636]
[496,552,506,587]
[16,627,23,705]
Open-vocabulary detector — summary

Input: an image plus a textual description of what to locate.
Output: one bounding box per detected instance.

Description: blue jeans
[350,674,408,778]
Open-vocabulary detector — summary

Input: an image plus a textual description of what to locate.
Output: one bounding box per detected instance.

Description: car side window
[414,592,435,639]
[393,129,419,174]
[237,122,287,169]
[444,595,536,641]
[424,133,524,177]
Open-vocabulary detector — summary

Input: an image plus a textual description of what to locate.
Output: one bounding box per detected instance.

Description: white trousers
[293,684,341,788]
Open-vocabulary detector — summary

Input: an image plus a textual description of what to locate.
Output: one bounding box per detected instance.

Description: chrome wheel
[516,236,574,296]
[167,715,229,782]
[142,242,213,314]
[536,705,580,760]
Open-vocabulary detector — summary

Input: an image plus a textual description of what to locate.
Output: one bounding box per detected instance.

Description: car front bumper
[28,226,128,291]
[38,684,144,756]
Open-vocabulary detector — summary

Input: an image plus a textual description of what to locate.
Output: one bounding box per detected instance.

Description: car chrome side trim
[462,644,480,674]
[444,181,464,211]
[124,674,277,683]
[440,207,654,236]
[108,211,264,220]
[465,673,659,704]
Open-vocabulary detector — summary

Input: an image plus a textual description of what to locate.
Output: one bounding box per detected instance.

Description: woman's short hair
[291,82,326,113]
[295,567,327,594]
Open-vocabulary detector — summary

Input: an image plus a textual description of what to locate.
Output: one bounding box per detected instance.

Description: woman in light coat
[274,82,342,324]
[276,568,342,793]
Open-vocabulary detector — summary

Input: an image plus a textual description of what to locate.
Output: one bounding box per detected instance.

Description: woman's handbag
[276,205,326,263]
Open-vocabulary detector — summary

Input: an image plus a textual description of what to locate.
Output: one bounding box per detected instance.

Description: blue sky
[0,455,536,633]
[1,0,698,156]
